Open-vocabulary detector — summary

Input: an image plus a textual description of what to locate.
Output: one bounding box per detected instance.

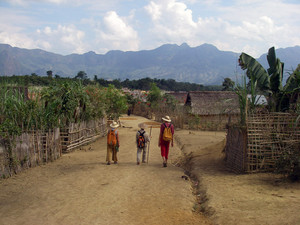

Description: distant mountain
[0,43,299,85]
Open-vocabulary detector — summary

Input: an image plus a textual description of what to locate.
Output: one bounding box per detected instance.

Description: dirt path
[0,115,210,225]
[176,130,300,225]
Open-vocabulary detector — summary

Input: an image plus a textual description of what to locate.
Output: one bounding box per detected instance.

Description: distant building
[185,91,240,115]
[183,91,240,130]
[247,94,267,105]
[121,88,148,102]
[165,91,188,106]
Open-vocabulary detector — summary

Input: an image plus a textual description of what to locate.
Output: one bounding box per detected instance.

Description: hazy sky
[1,0,300,57]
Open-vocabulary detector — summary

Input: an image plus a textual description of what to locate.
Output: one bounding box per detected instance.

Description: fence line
[0,118,106,178]
[225,112,300,173]
[61,118,107,153]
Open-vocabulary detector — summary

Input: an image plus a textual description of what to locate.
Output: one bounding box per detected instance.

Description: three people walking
[106,115,174,168]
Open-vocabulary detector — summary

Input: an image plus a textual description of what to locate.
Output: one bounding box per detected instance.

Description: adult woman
[158,116,174,167]
[106,121,120,165]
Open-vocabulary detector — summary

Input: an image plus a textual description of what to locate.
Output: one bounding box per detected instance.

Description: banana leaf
[267,47,284,93]
[239,53,270,92]
[284,70,300,93]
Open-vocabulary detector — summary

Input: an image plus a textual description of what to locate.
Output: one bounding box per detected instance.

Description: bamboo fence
[225,112,300,173]
[60,118,107,153]
[246,112,300,172]
[0,118,107,178]
[0,128,61,178]
[224,126,247,173]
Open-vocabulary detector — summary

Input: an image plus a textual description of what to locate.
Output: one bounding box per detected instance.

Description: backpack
[107,129,117,146]
[137,130,146,148]
[162,123,173,142]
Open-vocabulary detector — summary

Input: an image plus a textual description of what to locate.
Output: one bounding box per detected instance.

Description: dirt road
[2,115,299,225]
[0,116,210,225]
[176,130,300,225]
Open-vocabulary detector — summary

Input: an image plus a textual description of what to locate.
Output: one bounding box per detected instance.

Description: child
[136,123,150,165]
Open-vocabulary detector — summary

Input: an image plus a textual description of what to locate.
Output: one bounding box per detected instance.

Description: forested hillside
[0,75,222,92]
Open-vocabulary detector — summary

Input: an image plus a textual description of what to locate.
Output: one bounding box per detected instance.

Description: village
[0,47,300,224]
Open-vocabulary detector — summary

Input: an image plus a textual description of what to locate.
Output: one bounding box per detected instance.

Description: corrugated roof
[186,91,240,115]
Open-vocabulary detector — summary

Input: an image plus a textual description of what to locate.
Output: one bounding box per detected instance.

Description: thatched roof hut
[185,91,240,115]
[165,92,188,105]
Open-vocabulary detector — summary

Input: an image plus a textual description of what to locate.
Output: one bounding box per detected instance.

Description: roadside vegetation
[0,79,129,176]
[237,47,300,180]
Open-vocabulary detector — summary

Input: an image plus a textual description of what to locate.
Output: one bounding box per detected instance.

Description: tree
[282,64,300,111]
[238,47,292,112]
[75,71,88,80]
[147,83,161,109]
[222,78,235,91]
[47,70,53,78]
[93,75,98,82]
[103,84,128,120]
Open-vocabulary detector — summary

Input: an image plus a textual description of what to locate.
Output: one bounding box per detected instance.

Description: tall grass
[0,85,38,137]
[235,75,248,126]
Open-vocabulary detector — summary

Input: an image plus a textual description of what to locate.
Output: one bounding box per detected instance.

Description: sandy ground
[1,115,300,225]
[0,115,210,225]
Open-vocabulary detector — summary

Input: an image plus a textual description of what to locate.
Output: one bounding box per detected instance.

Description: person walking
[136,123,150,165]
[106,121,120,165]
[158,116,174,167]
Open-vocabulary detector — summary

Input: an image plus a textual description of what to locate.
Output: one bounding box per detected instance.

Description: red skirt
[160,140,170,159]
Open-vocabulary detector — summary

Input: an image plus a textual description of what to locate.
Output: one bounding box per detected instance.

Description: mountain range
[0,43,299,85]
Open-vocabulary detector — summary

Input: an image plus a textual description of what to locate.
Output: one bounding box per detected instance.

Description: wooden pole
[147,126,152,164]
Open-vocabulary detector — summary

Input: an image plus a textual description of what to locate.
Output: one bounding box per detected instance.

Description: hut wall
[198,114,239,131]
[154,109,185,129]
[148,107,238,131]
[61,118,107,153]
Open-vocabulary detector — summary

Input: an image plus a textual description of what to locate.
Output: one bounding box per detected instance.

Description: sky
[0,0,300,58]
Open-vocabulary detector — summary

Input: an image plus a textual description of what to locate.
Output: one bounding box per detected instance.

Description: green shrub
[275,142,300,181]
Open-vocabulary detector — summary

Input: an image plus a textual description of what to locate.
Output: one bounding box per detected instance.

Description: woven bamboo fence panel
[0,143,8,177]
[0,129,61,178]
[60,118,107,153]
[224,126,247,173]
[225,112,300,173]
[246,112,300,172]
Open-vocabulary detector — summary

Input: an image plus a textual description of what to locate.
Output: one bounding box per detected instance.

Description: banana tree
[239,47,286,111]
[283,65,300,112]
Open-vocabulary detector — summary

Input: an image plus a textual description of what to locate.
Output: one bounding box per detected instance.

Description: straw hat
[162,116,171,122]
[138,123,147,129]
[110,121,119,128]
